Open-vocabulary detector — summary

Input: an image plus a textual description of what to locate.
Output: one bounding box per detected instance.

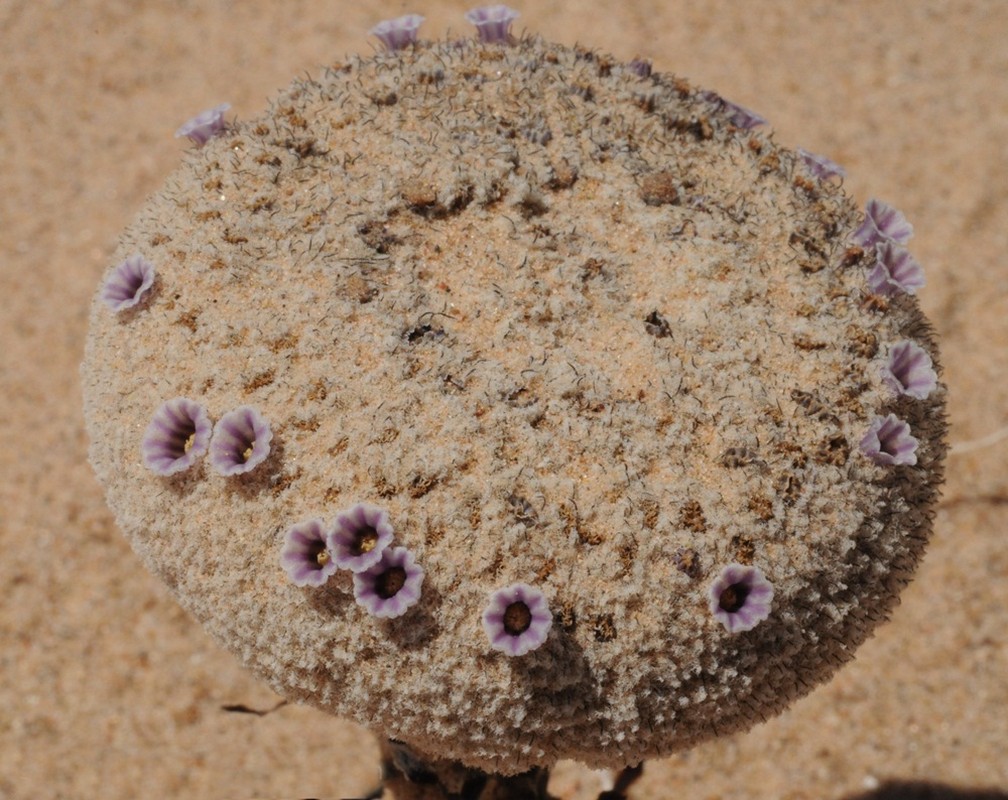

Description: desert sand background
[1,1,1006,798]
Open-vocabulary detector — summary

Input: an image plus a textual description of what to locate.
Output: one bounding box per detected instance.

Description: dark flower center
[503,601,532,635]
[170,420,197,457]
[719,583,751,613]
[352,525,379,555]
[375,566,407,599]
[308,540,329,568]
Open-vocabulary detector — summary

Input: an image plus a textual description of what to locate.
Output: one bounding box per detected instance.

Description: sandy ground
[1,1,1006,798]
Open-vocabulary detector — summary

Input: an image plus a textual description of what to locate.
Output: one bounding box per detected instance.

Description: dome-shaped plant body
[82,33,946,778]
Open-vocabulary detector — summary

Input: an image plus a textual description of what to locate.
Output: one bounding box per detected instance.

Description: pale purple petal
[882,341,938,400]
[281,519,338,587]
[370,14,425,51]
[867,241,926,296]
[860,413,919,466]
[482,583,552,656]
[796,147,846,181]
[328,503,394,572]
[708,564,774,633]
[141,397,211,476]
[353,546,424,618]
[102,254,155,312]
[464,5,519,44]
[174,103,231,146]
[208,406,273,476]
[851,198,914,248]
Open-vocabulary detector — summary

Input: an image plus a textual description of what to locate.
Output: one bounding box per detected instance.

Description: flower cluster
[851,200,936,467]
[281,503,423,619]
[141,400,272,477]
[281,507,558,652]
[106,250,274,481]
[854,199,923,296]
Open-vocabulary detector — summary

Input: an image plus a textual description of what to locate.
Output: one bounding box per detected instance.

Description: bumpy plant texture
[82,37,946,774]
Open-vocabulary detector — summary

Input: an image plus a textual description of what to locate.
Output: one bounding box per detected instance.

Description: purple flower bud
[708,564,774,634]
[627,58,652,79]
[281,519,339,587]
[882,341,938,400]
[370,14,425,51]
[867,241,926,297]
[328,503,394,572]
[208,406,273,476]
[851,198,914,248]
[353,546,425,618]
[860,413,919,466]
[174,103,231,146]
[464,5,519,44]
[140,397,212,476]
[102,254,155,312]
[796,147,846,181]
[482,583,552,657]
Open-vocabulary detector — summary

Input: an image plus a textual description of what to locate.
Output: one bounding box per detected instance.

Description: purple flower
[701,91,766,129]
[708,564,774,634]
[101,254,155,312]
[174,103,231,146]
[140,397,212,476]
[208,406,273,476]
[482,583,552,657]
[370,14,425,51]
[627,58,652,79]
[860,413,919,466]
[281,519,339,587]
[882,341,938,400]
[851,198,914,248]
[796,147,846,181]
[867,241,926,296]
[353,546,425,618]
[725,100,767,129]
[328,503,394,572]
[464,5,519,44]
